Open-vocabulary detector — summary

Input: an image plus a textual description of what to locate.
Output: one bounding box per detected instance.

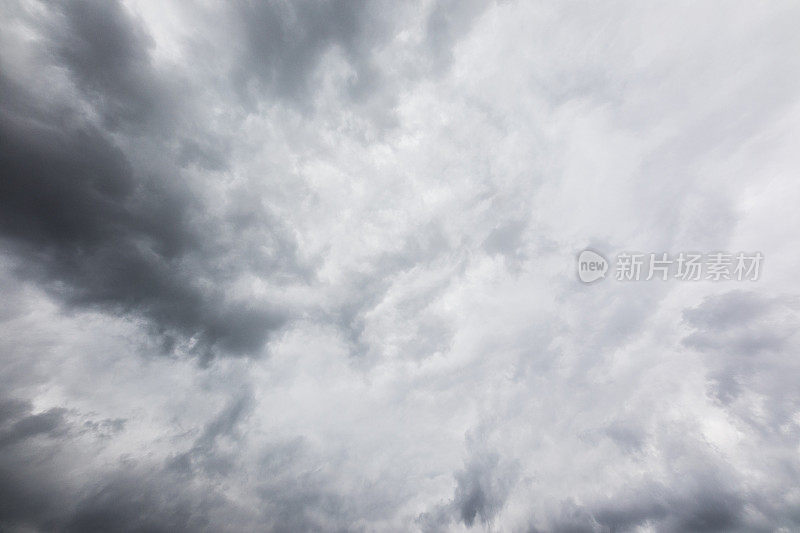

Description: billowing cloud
[2,0,800,531]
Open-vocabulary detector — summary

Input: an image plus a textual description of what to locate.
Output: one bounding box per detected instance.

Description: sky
[1,1,800,531]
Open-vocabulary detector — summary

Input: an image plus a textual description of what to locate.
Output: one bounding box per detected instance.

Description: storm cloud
[2,0,800,531]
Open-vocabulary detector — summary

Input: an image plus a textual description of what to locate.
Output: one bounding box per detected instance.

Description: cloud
[0,0,289,359]
[682,291,800,427]
[0,397,70,452]
[232,0,375,106]
[453,451,517,527]
[2,0,800,531]
[0,93,287,357]
[52,0,171,131]
[417,440,519,530]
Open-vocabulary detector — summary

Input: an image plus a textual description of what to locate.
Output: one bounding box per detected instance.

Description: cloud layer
[1,0,800,531]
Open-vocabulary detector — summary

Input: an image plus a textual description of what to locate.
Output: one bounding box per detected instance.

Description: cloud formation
[1,0,800,531]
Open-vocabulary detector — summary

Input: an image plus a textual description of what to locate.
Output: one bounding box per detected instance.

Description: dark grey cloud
[52,0,172,131]
[424,0,487,72]
[452,451,518,527]
[418,440,519,531]
[0,0,486,363]
[230,0,492,111]
[533,463,754,533]
[0,0,290,360]
[0,393,243,531]
[233,0,375,106]
[682,290,800,408]
[64,471,210,533]
[0,387,367,532]
[0,399,68,449]
[0,398,88,529]
[553,491,737,533]
[0,92,286,359]
[682,290,782,333]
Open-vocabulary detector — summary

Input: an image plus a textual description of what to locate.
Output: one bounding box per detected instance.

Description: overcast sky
[2,1,800,531]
